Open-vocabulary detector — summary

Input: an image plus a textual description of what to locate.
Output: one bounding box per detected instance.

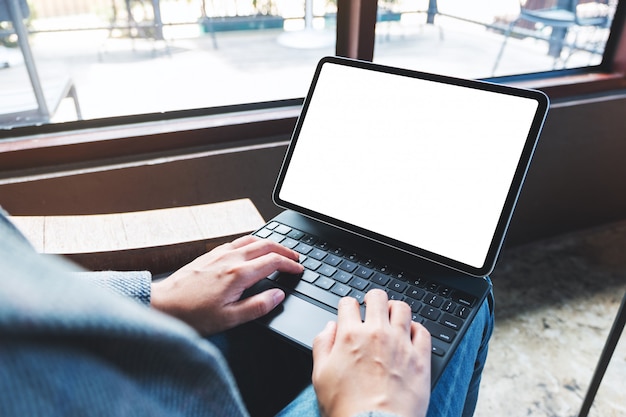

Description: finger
[411,322,433,356]
[336,296,361,329]
[227,288,286,326]
[363,289,390,325]
[201,235,260,259]
[238,239,301,263]
[388,300,412,333]
[215,235,259,252]
[228,234,261,249]
[232,252,304,288]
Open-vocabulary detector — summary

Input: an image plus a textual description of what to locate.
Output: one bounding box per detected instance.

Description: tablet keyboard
[254,221,478,356]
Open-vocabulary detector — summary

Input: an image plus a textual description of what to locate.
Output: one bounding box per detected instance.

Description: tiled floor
[475,220,626,417]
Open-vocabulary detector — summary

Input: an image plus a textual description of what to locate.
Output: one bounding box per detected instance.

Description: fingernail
[272,289,285,306]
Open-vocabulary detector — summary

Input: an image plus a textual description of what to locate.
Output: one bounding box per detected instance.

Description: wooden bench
[10,199,266,274]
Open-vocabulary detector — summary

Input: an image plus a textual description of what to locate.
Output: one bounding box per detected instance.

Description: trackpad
[259,294,337,350]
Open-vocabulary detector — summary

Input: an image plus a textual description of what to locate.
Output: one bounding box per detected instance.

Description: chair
[108,0,165,41]
[492,0,610,75]
[577,289,626,417]
[0,0,82,127]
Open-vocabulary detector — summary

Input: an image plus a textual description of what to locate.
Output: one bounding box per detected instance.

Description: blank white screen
[279,63,539,269]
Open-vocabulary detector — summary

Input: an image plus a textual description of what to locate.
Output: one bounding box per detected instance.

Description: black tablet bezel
[273,56,549,277]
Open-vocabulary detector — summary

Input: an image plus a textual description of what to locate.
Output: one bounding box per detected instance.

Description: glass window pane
[0,0,335,129]
[373,0,619,78]
[0,0,621,131]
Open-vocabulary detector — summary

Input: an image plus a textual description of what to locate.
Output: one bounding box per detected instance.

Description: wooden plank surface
[43,213,126,254]
[9,199,266,273]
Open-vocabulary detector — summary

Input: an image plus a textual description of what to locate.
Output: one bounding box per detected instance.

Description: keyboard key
[371,272,390,286]
[301,270,319,283]
[309,248,327,260]
[367,282,385,292]
[386,289,404,301]
[452,291,477,308]
[275,224,291,235]
[287,229,305,240]
[334,271,352,284]
[425,293,444,308]
[440,313,463,331]
[315,276,335,290]
[438,286,452,297]
[408,276,426,287]
[331,283,352,297]
[281,237,299,249]
[405,298,422,312]
[423,321,456,343]
[455,306,471,319]
[441,300,457,313]
[345,252,360,262]
[361,258,378,269]
[405,286,425,300]
[350,290,366,304]
[354,266,374,279]
[266,222,279,230]
[431,341,447,357]
[420,306,441,321]
[349,276,369,291]
[431,343,446,356]
[390,270,406,280]
[387,279,407,293]
[267,271,281,281]
[318,264,337,277]
[267,233,285,244]
[255,228,272,238]
[301,234,318,245]
[316,241,331,250]
[294,242,314,255]
[329,247,344,256]
[302,258,322,271]
[338,260,358,273]
[324,254,342,267]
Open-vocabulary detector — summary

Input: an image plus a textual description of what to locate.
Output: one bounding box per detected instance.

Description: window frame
[1,0,624,176]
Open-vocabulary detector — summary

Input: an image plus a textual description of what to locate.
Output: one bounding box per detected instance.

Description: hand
[312,289,432,417]
[151,235,303,335]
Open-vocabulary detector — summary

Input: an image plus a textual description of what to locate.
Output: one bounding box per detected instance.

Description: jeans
[275,280,495,417]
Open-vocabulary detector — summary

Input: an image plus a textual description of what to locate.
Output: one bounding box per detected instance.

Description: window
[0,0,624,133]
[373,0,619,79]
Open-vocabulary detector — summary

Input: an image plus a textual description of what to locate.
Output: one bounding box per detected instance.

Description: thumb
[230,288,285,325]
[312,320,337,363]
